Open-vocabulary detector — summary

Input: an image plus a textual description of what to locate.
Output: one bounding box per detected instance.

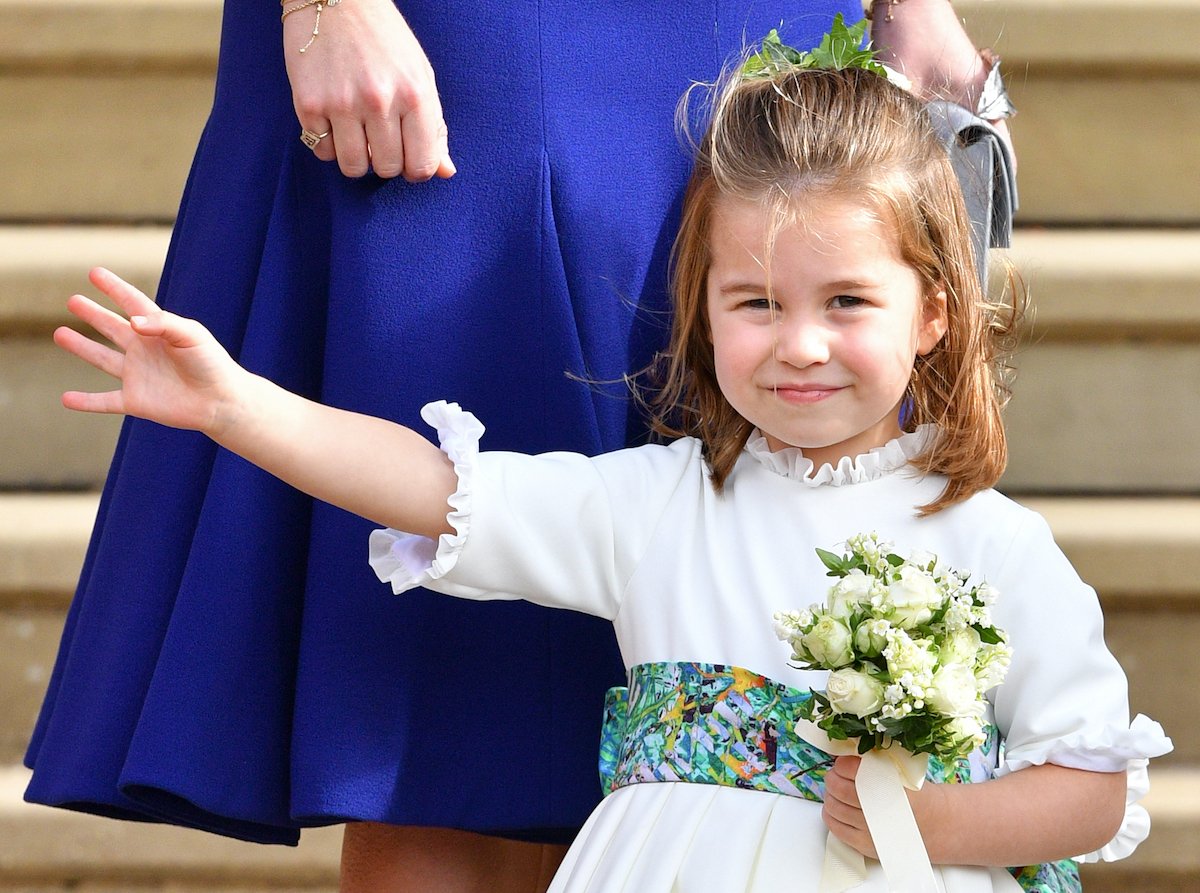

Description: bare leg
[340,822,569,893]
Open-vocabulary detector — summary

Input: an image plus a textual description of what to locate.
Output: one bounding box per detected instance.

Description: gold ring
[300,128,331,150]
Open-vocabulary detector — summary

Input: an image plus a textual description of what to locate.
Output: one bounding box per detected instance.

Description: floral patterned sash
[598,661,1078,893]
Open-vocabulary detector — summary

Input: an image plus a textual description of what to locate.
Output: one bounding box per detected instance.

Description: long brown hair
[651,66,1020,514]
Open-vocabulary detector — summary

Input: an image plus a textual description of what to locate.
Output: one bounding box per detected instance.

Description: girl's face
[706,193,947,469]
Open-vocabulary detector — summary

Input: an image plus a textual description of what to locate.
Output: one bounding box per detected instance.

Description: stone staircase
[1,0,1198,889]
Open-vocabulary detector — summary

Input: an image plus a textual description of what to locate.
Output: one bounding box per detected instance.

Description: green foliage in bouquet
[774,533,1011,761]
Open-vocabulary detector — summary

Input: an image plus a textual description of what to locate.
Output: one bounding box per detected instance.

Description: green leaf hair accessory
[742,13,912,92]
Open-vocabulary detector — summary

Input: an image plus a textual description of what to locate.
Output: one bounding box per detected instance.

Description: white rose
[941,626,982,666]
[927,664,981,717]
[801,616,854,668]
[886,566,944,629]
[828,572,874,619]
[826,668,886,718]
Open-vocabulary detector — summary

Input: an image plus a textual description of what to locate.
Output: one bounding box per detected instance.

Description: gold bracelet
[864,0,905,22]
[281,0,343,54]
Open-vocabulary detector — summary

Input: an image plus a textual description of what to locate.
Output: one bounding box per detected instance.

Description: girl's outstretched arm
[823,756,1127,866]
[56,268,457,539]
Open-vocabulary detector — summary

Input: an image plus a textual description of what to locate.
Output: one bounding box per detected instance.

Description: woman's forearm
[869,0,989,109]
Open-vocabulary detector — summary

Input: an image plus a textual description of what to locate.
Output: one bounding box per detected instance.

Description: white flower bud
[946,715,987,750]
[884,566,945,629]
[974,642,1012,691]
[800,616,855,668]
[908,549,938,572]
[853,618,890,657]
[884,630,938,680]
[828,572,874,619]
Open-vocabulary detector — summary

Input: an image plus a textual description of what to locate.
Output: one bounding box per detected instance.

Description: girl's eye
[831,295,866,309]
[740,298,775,311]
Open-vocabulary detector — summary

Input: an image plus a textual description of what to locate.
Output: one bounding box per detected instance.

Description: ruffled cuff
[367,401,484,594]
[999,715,1172,862]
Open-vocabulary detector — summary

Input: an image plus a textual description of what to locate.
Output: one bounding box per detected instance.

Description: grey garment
[927,101,1019,290]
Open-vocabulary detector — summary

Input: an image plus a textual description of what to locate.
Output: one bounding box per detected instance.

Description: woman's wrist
[867,0,993,111]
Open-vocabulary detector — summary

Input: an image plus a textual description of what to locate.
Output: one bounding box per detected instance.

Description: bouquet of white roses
[775,533,1012,763]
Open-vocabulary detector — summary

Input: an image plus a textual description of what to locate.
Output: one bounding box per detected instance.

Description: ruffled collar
[743,425,935,487]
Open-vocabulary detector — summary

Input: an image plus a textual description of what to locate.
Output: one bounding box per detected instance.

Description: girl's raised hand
[55,268,243,436]
[57,268,456,539]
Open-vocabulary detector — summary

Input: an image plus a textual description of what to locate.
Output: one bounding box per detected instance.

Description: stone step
[991,230,1200,493]
[2,494,1197,765]
[0,226,168,488]
[0,761,1195,893]
[1078,763,1200,893]
[0,494,98,764]
[997,230,1200,341]
[1,0,1198,222]
[1000,340,1200,492]
[995,231,1200,491]
[1024,498,1200,768]
[0,225,170,335]
[0,0,219,222]
[0,766,340,889]
[959,0,1200,224]
[4,224,1199,489]
[5,227,1197,337]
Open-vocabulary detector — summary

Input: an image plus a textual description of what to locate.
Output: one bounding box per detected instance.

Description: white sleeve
[367,401,699,620]
[988,512,1173,862]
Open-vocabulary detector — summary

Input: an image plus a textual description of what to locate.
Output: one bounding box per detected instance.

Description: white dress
[369,403,1172,893]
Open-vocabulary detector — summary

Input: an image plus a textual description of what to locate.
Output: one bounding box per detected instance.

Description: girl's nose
[775,319,831,368]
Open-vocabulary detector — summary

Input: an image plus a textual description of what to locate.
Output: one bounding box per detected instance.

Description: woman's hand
[55,268,245,437]
[284,0,455,181]
[869,0,1013,160]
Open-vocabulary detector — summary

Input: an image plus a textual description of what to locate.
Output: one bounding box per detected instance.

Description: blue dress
[25,0,856,845]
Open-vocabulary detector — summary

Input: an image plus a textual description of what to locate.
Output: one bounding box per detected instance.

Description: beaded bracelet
[281,0,344,54]
[864,0,905,22]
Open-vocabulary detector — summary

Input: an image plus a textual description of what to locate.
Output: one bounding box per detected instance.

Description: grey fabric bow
[926,101,1018,291]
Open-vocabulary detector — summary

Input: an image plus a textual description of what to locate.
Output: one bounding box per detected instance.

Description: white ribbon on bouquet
[796,719,939,893]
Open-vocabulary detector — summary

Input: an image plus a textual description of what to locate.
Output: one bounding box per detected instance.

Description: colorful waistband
[599,661,1000,800]
[597,661,1075,893]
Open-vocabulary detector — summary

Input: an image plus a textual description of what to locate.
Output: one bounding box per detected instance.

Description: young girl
[54,64,1168,892]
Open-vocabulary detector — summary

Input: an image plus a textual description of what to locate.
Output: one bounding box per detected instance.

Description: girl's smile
[706,194,947,469]
[770,384,844,404]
